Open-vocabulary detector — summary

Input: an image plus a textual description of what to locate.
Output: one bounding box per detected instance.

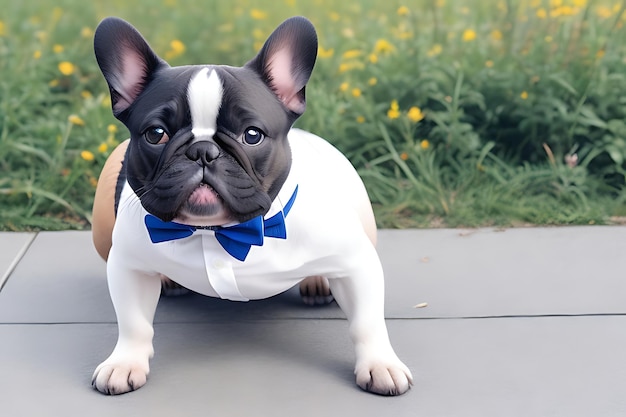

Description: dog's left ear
[246,16,317,116]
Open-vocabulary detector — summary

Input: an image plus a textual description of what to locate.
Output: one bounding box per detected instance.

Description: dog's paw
[299,275,334,306]
[92,358,150,395]
[355,359,413,396]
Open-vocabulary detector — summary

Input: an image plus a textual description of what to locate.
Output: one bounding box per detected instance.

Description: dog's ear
[94,17,168,116]
[246,16,317,116]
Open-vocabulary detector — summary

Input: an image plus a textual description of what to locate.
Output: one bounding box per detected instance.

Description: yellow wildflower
[388,109,401,119]
[374,39,395,54]
[520,91,529,100]
[491,30,503,41]
[427,44,442,57]
[49,79,59,88]
[165,39,186,60]
[329,12,340,21]
[318,46,334,59]
[52,7,63,21]
[342,49,362,59]
[552,6,576,17]
[89,176,98,188]
[81,91,93,100]
[387,100,400,119]
[485,60,494,68]
[356,116,365,123]
[407,107,424,123]
[170,39,185,54]
[368,77,378,86]
[68,114,85,126]
[81,150,95,161]
[420,140,430,150]
[81,27,93,38]
[107,124,118,134]
[58,61,75,76]
[0,20,5,36]
[394,29,412,40]
[98,143,108,153]
[368,53,378,64]
[338,61,364,73]
[596,6,612,18]
[351,88,362,98]
[250,9,267,20]
[536,8,548,18]
[338,63,351,73]
[462,29,477,42]
[397,6,410,16]
[53,44,64,54]
[339,82,350,92]
[33,50,42,60]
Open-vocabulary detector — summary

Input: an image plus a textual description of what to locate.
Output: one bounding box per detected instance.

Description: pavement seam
[2,313,626,325]
[0,232,37,292]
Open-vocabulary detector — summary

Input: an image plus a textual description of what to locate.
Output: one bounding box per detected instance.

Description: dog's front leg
[329,244,413,396]
[92,254,161,395]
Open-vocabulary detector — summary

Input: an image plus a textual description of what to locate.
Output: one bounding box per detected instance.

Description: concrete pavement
[1,227,625,416]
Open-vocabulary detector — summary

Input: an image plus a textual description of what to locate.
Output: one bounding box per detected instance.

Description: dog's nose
[186,141,220,164]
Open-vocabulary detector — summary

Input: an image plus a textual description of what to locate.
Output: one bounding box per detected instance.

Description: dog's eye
[242,127,265,146]
[144,127,169,144]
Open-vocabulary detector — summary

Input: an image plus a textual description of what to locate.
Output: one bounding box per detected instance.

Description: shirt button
[212,259,226,269]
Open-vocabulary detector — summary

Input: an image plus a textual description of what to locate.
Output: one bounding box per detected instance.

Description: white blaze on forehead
[188,67,223,138]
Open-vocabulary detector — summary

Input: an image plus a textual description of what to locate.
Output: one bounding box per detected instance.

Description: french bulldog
[90,16,412,396]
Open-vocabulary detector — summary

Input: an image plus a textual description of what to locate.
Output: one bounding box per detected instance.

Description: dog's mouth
[188,182,220,206]
[173,183,233,226]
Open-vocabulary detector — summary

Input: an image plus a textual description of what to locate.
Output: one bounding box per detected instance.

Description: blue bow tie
[144,186,298,261]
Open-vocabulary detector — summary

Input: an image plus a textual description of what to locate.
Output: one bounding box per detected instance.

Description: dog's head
[94,17,317,225]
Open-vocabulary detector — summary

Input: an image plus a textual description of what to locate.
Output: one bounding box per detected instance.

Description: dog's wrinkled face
[94,17,317,225]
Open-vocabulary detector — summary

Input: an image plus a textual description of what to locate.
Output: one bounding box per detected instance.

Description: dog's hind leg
[92,139,129,261]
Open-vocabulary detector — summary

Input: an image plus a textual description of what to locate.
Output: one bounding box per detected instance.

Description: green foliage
[1,0,625,230]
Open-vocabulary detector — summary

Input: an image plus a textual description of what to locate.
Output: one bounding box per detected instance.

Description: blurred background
[1,0,626,230]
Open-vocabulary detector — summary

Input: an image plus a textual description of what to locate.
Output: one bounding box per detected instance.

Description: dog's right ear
[94,17,168,117]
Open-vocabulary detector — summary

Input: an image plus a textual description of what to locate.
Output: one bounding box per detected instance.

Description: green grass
[1,0,626,230]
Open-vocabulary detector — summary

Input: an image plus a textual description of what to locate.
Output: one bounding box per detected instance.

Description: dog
[90,16,412,396]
